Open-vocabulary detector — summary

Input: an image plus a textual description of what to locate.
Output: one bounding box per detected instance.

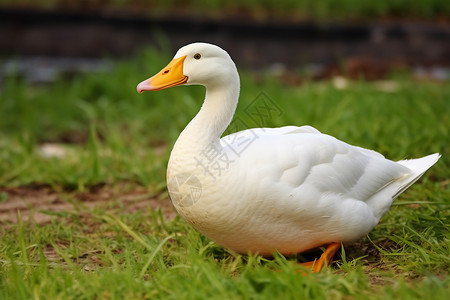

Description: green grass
[0,48,449,299]
[1,0,449,20]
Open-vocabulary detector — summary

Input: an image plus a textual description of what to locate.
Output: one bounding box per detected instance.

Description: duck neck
[174,76,240,154]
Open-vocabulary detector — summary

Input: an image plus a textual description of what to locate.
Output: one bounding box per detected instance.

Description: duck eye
[194,53,201,60]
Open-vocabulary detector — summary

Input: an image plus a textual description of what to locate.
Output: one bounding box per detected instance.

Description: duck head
[137,42,238,93]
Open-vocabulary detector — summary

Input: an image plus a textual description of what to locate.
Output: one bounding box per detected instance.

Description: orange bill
[137,56,188,93]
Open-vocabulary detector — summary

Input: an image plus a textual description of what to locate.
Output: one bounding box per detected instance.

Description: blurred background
[0,0,449,83]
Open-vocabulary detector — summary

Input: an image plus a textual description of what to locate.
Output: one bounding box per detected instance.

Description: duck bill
[137,56,188,93]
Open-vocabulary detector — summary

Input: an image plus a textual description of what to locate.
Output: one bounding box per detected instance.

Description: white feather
[158,43,441,255]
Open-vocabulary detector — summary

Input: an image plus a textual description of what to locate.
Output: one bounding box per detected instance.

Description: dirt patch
[0,183,177,225]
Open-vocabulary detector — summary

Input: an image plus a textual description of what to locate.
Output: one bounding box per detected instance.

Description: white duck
[137,43,440,272]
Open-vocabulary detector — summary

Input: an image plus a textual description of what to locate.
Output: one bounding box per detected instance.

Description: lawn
[0,48,449,299]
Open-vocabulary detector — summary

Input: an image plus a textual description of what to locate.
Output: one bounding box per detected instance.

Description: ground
[0,184,177,225]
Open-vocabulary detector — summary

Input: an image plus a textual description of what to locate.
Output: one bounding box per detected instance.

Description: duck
[137,42,440,272]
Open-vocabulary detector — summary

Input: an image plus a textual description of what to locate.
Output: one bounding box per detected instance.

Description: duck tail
[393,153,441,199]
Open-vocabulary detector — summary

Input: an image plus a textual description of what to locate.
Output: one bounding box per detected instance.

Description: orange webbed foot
[298,242,341,273]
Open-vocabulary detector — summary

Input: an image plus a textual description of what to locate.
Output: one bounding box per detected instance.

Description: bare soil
[0,183,177,225]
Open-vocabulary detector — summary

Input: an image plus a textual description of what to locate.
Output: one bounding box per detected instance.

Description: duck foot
[299,242,341,273]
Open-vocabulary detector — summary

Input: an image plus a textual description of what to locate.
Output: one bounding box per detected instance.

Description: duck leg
[299,242,341,273]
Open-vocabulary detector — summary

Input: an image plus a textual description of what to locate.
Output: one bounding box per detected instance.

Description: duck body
[138,42,440,256]
[168,125,438,255]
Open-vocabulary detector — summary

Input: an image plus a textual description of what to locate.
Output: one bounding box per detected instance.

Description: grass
[0,48,449,299]
[1,0,449,20]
